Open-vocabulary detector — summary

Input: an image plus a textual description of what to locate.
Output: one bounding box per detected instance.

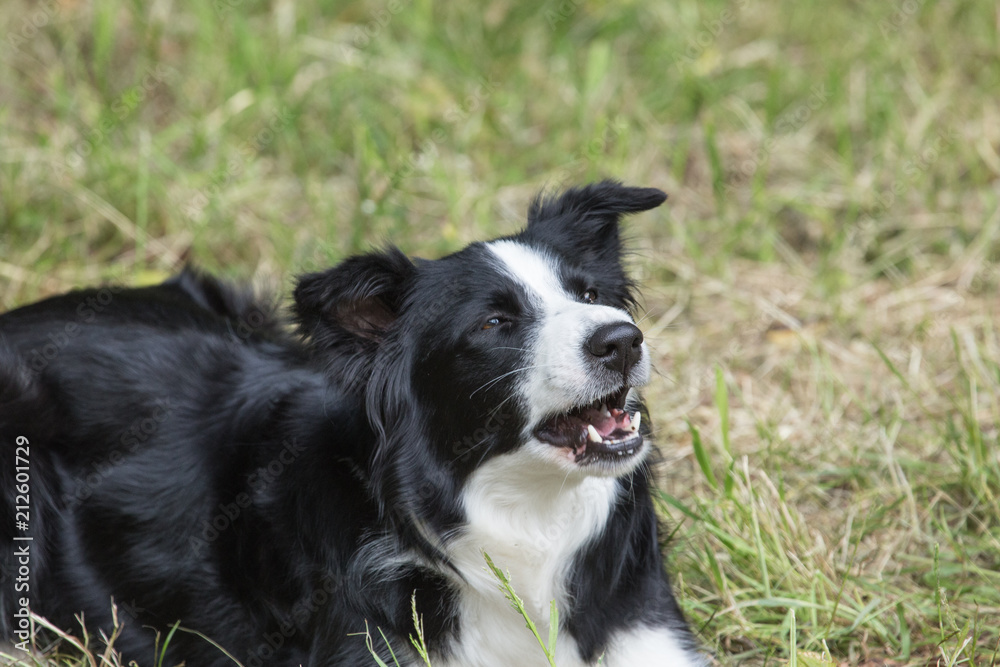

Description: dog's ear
[294,247,415,347]
[524,180,666,255]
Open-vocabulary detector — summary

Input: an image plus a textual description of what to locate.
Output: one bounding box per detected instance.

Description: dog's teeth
[630,412,640,432]
[626,449,634,455]
[587,424,602,443]
[602,404,611,418]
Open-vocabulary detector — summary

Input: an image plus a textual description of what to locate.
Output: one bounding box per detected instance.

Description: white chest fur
[433,452,616,667]
[427,450,706,667]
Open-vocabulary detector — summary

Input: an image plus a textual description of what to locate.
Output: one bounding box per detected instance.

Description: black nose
[586,322,643,377]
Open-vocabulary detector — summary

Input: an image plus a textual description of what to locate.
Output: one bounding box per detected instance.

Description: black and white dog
[0,181,704,666]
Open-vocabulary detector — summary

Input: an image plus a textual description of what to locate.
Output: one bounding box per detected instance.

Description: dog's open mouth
[533,386,642,464]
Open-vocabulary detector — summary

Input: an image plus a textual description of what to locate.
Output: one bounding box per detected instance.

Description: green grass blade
[688,420,718,490]
[714,367,732,457]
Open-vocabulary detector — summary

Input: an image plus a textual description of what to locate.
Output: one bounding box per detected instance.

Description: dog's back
[0,279,354,665]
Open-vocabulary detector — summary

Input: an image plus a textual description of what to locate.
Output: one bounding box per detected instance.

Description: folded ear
[524,180,666,259]
[528,180,667,228]
[294,248,415,351]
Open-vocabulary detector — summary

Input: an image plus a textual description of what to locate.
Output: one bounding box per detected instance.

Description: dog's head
[295,180,666,509]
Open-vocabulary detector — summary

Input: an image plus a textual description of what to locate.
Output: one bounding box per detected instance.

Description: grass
[483,552,562,666]
[1,0,999,664]
[361,589,435,666]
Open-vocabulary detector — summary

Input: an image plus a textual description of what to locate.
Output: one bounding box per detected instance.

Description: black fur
[1,181,698,666]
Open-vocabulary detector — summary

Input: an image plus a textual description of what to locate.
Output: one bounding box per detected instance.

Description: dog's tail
[165,267,286,341]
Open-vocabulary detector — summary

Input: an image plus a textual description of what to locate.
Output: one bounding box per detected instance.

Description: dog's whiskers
[469,363,555,397]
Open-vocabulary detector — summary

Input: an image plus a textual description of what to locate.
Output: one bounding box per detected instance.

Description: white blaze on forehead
[486,240,649,432]
[486,240,574,307]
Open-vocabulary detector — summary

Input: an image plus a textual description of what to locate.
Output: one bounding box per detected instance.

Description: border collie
[1,181,704,666]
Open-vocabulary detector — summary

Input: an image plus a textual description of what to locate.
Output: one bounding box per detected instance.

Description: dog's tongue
[581,405,632,437]
[535,405,634,449]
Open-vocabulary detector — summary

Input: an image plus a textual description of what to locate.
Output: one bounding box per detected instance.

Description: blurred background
[1,0,998,664]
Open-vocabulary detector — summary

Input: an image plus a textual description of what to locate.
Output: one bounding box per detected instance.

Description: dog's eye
[482,316,504,330]
[582,289,598,304]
